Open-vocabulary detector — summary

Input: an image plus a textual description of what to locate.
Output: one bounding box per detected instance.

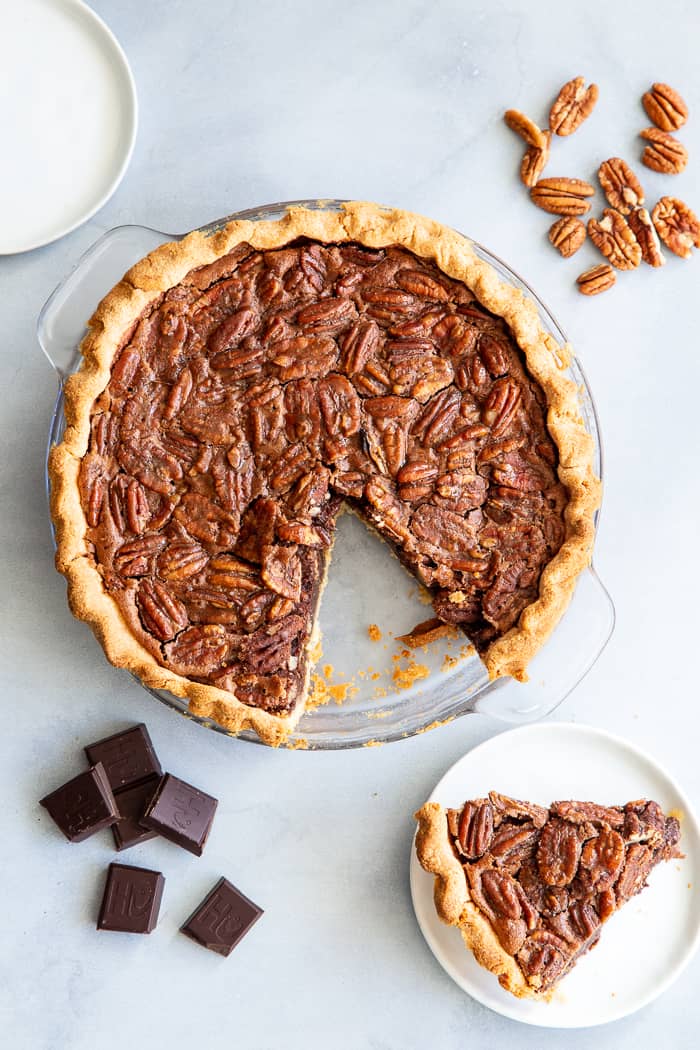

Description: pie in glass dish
[415,793,682,998]
[49,202,600,744]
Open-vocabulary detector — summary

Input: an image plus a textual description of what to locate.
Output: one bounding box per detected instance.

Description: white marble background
[1,0,700,1047]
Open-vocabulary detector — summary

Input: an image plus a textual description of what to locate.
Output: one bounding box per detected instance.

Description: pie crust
[49,202,600,744]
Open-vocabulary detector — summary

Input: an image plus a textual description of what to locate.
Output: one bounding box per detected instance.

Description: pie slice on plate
[415,792,682,998]
[49,202,600,744]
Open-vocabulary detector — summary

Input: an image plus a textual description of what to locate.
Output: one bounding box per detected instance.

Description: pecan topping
[504,109,548,149]
[652,197,700,259]
[576,264,615,296]
[78,239,568,713]
[548,77,599,136]
[640,127,688,175]
[520,133,552,188]
[530,177,595,216]
[435,792,682,996]
[597,158,645,215]
[642,82,688,131]
[627,207,665,267]
[587,209,642,270]
[548,217,586,257]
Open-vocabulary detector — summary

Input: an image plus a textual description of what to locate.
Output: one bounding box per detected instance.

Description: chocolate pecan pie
[415,793,682,998]
[50,203,599,744]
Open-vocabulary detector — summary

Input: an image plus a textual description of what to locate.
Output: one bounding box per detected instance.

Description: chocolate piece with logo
[40,763,119,842]
[98,862,165,933]
[181,877,263,956]
[84,723,162,793]
[141,773,218,856]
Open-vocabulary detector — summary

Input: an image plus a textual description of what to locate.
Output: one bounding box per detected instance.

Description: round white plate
[410,723,700,1027]
[0,0,137,254]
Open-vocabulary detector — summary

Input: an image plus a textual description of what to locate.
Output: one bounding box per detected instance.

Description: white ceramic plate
[0,0,137,254]
[410,723,700,1027]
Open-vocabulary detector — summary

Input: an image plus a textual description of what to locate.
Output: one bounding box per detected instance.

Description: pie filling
[77,238,568,715]
[444,793,681,993]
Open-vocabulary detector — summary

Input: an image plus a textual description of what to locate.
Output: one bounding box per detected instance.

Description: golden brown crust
[414,801,541,999]
[49,201,600,741]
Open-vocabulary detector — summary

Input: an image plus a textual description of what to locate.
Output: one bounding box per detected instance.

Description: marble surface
[1,0,700,1046]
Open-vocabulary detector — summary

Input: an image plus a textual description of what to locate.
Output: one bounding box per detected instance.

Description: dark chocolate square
[181,878,263,956]
[40,763,119,842]
[98,863,164,933]
[112,775,160,851]
[84,723,162,793]
[142,773,218,856]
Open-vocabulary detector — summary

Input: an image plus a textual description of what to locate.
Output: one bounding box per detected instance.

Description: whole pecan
[261,544,302,601]
[137,578,188,641]
[642,82,688,131]
[297,297,357,330]
[395,268,450,301]
[530,177,595,216]
[578,826,625,892]
[114,534,166,577]
[640,128,688,175]
[576,263,616,296]
[549,77,599,136]
[457,800,495,858]
[548,217,586,257]
[163,623,229,674]
[587,209,642,270]
[652,197,700,259]
[520,133,552,188]
[627,207,665,267]
[504,108,548,149]
[597,158,645,215]
[157,539,208,580]
[536,819,582,887]
[551,800,624,828]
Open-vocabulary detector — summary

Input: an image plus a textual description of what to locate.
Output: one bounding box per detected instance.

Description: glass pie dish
[40,200,615,749]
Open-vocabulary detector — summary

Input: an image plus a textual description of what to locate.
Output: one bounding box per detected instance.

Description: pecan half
[578,826,625,893]
[576,263,616,295]
[137,578,188,641]
[597,157,645,215]
[548,217,586,257]
[652,197,700,259]
[549,77,599,136]
[504,109,548,149]
[551,800,624,828]
[530,177,595,216]
[642,82,688,131]
[163,624,228,674]
[587,209,641,270]
[457,800,495,858]
[536,820,582,887]
[520,133,552,188]
[261,544,302,601]
[627,207,665,267]
[640,127,688,175]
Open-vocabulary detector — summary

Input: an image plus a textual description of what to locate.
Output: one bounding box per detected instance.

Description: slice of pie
[415,792,682,998]
[49,202,599,744]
